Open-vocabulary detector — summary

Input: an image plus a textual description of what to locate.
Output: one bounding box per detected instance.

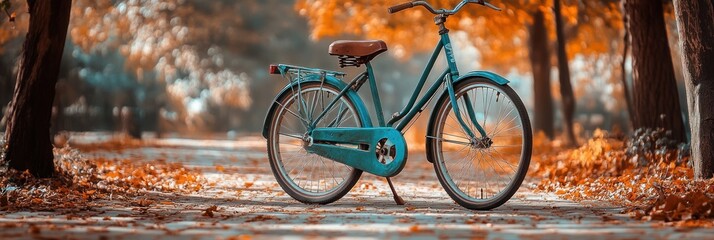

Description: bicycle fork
[444,73,489,143]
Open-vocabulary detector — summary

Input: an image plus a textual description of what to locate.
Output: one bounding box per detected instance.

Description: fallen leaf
[203,205,218,218]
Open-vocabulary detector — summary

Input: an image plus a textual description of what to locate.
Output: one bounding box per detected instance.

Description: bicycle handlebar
[387,2,415,14]
[388,0,501,15]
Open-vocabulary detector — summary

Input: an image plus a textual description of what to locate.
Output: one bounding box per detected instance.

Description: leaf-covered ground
[0,145,204,212]
[0,133,713,238]
[531,128,714,226]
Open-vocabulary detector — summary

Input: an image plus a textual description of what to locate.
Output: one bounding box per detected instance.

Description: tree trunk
[4,0,72,177]
[620,3,634,130]
[118,88,142,139]
[528,9,555,139]
[673,0,714,179]
[554,0,578,146]
[121,106,142,139]
[624,0,686,142]
[0,57,14,108]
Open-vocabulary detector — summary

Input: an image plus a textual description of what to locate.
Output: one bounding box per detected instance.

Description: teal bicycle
[263,0,532,210]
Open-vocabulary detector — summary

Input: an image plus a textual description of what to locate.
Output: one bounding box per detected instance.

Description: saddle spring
[337,55,369,68]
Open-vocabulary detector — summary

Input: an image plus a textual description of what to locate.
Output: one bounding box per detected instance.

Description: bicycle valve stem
[386,177,406,205]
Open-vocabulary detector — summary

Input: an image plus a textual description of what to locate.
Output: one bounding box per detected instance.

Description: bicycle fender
[455,71,510,85]
[424,72,509,163]
[262,74,373,139]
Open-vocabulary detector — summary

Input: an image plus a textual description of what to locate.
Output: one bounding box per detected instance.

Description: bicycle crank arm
[305,127,408,177]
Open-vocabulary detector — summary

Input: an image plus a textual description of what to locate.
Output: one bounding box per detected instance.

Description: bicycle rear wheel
[428,77,532,210]
[267,81,363,204]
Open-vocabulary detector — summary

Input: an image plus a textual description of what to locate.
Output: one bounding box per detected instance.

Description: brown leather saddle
[329,40,388,68]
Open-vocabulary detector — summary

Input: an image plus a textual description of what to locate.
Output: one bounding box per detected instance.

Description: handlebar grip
[388,2,414,14]
[483,1,502,11]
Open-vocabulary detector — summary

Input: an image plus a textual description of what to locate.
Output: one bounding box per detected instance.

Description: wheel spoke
[427,136,471,146]
[275,101,310,127]
[279,133,304,139]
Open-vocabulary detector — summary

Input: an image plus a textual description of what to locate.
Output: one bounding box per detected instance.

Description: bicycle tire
[428,77,532,210]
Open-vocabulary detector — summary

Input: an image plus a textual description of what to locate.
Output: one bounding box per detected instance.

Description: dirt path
[1,136,711,239]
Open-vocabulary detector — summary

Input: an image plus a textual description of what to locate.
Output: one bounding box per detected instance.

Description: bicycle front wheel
[429,77,532,210]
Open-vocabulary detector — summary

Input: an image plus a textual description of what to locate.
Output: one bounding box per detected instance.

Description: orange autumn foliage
[532,129,714,223]
[296,0,623,72]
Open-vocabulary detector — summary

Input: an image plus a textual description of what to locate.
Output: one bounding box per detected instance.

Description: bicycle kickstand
[386,177,406,205]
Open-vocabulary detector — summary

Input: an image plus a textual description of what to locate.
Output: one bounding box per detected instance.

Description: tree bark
[624,0,686,142]
[620,3,634,130]
[554,0,578,146]
[0,58,14,108]
[673,0,714,179]
[528,9,555,139]
[4,0,72,177]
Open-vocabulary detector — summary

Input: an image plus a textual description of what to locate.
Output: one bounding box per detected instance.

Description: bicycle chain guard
[305,127,408,177]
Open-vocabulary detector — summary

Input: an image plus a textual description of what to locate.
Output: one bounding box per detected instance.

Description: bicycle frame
[307,31,488,140]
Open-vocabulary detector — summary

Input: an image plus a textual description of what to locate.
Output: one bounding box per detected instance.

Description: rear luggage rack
[269,64,346,78]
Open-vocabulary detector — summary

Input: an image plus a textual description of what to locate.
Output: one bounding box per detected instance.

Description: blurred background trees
[1,0,711,177]
[296,0,630,142]
[0,0,656,138]
[553,0,577,146]
[2,0,318,137]
[528,8,553,139]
